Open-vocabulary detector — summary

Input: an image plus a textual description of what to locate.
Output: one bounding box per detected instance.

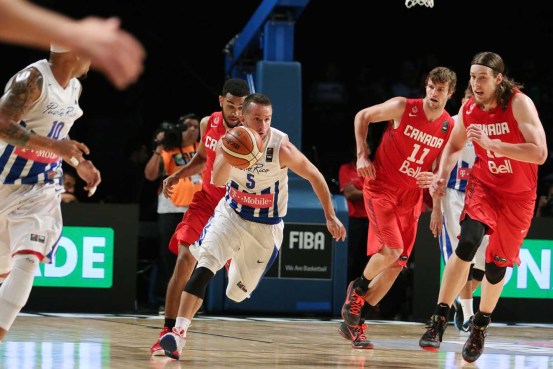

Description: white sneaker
[159,327,186,360]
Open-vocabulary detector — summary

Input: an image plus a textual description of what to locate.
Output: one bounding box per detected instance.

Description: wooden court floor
[0,313,552,369]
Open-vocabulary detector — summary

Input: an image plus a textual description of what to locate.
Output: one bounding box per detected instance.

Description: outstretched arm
[280,137,346,241]
[0,0,145,90]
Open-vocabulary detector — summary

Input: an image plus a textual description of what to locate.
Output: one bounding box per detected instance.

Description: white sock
[460,298,474,320]
[175,317,191,335]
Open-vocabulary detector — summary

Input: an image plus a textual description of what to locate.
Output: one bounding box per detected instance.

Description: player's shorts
[440,187,486,271]
[168,190,222,255]
[0,183,63,272]
[364,178,423,267]
[461,178,535,268]
[190,198,283,302]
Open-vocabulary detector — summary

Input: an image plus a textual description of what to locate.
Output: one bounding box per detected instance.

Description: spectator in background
[535,182,553,217]
[338,147,369,284]
[144,115,202,308]
[61,171,79,203]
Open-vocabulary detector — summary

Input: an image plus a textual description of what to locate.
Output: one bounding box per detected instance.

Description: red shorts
[168,190,223,255]
[461,178,535,267]
[364,178,423,267]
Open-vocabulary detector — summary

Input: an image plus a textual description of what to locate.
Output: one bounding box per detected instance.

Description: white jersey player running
[0,46,101,341]
[438,108,488,333]
[158,93,347,360]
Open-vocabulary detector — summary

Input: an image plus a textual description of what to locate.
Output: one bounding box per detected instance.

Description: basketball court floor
[1,313,552,369]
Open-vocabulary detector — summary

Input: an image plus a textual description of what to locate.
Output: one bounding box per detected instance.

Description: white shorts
[190,198,283,302]
[0,183,63,273]
[440,187,487,271]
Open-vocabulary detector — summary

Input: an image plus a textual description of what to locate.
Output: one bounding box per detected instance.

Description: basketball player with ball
[159,93,347,360]
[149,78,250,356]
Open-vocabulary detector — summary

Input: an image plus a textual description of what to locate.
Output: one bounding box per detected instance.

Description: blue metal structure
[208,0,350,318]
[224,0,310,80]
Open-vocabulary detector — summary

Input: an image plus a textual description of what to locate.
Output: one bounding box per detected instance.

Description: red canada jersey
[462,92,537,195]
[372,98,454,188]
[201,111,227,199]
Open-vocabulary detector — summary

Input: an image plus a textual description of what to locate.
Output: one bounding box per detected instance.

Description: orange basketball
[221,126,264,169]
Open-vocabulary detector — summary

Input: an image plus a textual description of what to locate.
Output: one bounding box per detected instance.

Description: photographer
[144,114,202,308]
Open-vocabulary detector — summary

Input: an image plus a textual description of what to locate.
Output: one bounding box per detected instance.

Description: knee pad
[472,268,485,282]
[184,267,214,299]
[467,265,474,282]
[485,262,506,285]
[455,217,487,262]
[0,254,39,331]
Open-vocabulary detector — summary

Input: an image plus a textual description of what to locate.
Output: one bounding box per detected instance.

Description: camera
[153,121,184,151]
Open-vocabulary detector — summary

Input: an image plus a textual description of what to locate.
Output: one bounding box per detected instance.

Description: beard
[223,115,241,129]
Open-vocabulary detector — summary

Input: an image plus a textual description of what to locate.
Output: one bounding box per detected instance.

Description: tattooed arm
[0,67,90,163]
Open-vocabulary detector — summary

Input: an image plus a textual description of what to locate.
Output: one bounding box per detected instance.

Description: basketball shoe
[150,326,170,356]
[341,280,365,327]
[462,318,488,363]
[339,321,374,349]
[419,315,448,350]
[160,327,186,360]
[452,297,464,332]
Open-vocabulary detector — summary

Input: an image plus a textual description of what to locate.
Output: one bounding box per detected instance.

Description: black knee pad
[455,217,487,262]
[485,262,506,285]
[184,267,214,299]
[472,268,485,282]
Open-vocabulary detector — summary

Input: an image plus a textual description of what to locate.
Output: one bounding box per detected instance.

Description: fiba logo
[289,231,325,250]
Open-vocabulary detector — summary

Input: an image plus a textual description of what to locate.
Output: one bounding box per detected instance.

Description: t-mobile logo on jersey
[488,159,513,174]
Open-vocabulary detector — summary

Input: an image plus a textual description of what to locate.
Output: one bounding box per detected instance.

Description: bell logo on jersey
[399,160,421,178]
[488,159,513,174]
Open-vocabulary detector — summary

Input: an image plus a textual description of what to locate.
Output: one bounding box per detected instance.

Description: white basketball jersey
[0,59,83,185]
[224,127,288,224]
[446,115,476,192]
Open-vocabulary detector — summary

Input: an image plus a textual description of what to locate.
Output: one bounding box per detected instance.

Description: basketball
[221,126,264,169]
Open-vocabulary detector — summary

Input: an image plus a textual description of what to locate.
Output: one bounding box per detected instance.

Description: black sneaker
[452,298,464,332]
[462,319,488,363]
[419,315,448,351]
[341,280,365,327]
[338,321,374,349]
